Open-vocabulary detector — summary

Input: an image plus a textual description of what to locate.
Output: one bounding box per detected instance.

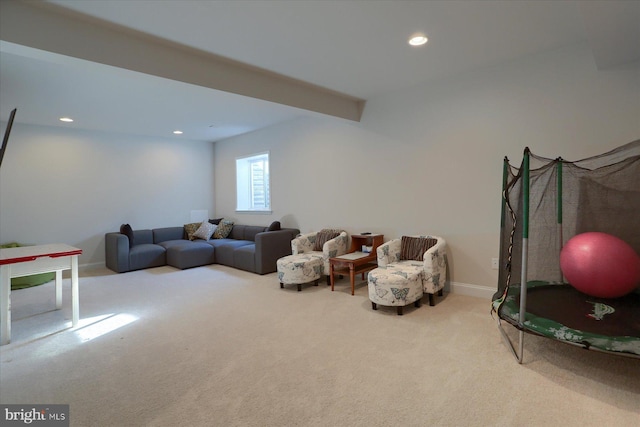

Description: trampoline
[492,140,640,363]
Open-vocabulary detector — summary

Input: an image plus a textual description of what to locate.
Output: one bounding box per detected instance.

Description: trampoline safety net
[493,139,640,360]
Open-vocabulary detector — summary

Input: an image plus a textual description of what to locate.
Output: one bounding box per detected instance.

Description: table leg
[350,264,355,295]
[330,262,335,291]
[55,270,63,309]
[71,256,79,327]
[1,265,11,345]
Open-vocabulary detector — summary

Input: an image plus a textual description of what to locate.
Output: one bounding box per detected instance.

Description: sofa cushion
[166,241,214,269]
[129,244,166,271]
[234,244,256,273]
[158,239,192,250]
[229,225,267,241]
[208,239,253,250]
[400,236,437,261]
[213,219,234,239]
[153,227,185,244]
[212,240,253,266]
[206,239,231,249]
[228,225,247,240]
[193,221,216,240]
[245,226,267,241]
[133,229,154,245]
[209,218,223,225]
[120,224,135,248]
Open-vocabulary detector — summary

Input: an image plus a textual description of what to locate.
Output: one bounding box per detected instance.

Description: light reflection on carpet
[71,313,138,342]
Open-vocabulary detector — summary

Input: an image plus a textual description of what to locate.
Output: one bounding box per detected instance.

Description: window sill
[235,210,273,215]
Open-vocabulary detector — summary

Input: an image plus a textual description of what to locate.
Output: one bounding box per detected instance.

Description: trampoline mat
[495,281,640,356]
[526,285,640,337]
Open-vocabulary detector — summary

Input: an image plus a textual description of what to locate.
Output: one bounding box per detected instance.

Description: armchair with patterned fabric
[291,229,349,284]
[369,235,447,312]
[277,229,349,290]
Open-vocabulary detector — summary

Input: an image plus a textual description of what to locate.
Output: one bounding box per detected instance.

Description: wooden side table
[329,234,383,295]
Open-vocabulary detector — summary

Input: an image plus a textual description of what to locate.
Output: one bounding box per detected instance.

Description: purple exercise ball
[560,232,640,298]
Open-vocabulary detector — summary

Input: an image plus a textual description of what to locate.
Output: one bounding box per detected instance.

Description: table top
[332,251,371,261]
[0,244,82,265]
[330,251,376,266]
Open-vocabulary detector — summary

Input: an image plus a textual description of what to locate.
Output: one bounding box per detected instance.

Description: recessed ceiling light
[408,34,428,46]
[59,117,74,122]
[173,130,183,135]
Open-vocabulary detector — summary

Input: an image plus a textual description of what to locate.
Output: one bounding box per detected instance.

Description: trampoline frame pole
[518,148,531,364]
[557,159,563,282]
[498,157,509,288]
[501,158,508,229]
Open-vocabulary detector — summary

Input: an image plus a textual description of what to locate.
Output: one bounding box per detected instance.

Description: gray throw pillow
[192,221,217,240]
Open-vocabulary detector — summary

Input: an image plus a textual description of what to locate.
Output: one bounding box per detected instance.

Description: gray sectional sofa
[105,223,300,274]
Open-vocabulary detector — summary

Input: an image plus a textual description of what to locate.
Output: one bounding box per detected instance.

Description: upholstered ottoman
[165,242,214,270]
[277,253,323,291]
[367,266,423,315]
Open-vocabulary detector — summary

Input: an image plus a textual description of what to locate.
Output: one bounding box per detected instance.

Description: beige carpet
[1,265,638,427]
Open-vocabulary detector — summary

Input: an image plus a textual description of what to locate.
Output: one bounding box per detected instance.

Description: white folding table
[0,243,82,345]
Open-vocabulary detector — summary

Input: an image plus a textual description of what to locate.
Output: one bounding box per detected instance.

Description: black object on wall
[0,108,17,169]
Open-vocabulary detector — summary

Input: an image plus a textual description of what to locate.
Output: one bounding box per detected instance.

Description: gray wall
[213,43,640,294]
[0,125,214,267]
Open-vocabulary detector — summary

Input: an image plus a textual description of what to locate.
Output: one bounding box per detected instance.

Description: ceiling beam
[0,1,365,122]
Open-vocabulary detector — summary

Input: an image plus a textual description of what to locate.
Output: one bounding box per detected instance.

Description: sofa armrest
[254,228,300,274]
[105,232,130,273]
[292,232,316,254]
[377,239,401,268]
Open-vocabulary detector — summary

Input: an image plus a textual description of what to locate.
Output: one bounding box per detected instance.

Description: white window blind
[236,152,271,212]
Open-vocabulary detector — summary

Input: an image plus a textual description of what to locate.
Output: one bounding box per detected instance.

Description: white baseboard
[54,262,106,279]
[79,262,107,273]
[75,264,497,300]
[447,281,495,300]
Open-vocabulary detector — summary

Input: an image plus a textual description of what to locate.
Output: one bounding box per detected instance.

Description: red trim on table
[0,250,82,265]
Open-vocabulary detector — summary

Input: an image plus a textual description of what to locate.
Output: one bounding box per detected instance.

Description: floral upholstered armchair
[291,229,349,284]
[373,235,447,306]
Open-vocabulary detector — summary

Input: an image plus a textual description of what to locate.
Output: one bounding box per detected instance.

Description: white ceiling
[1,0,639,142]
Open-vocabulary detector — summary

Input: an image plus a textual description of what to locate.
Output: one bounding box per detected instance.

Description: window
[236,152,271,212]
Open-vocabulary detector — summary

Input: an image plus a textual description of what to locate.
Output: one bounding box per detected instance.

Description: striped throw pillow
[313,229,341,251]
[400,236,437,261]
